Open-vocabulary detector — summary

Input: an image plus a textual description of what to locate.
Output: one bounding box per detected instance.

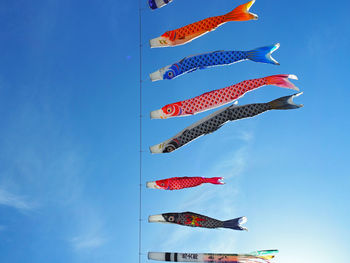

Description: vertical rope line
[138,0,142,263]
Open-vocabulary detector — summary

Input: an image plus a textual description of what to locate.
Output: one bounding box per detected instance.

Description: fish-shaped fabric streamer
[151,74,298,119]
[149,0,173,10]
[150,0,258,48]
[147,176,224,190]
[150,93,303,153]
[150,44,280,81]
[149,212,247,231]
[148,250,279,262]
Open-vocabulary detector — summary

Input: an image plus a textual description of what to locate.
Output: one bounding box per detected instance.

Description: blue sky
[0,0,349,262]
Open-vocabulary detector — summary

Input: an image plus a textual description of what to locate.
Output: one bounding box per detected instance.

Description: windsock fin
[205,177,225,185]
[269,92,303,110]
[224,0,258,21]
[265,74,299,91]
[223,216,248,231]
[246,43,280,65]
[249,250,279,256]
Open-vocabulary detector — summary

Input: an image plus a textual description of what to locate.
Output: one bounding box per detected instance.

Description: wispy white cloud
[307,25,340,56]
[237,130,254,143]
[0,188,36,211]
[68,205,108,252]
[0,97,108,254]
[70,235,106,250]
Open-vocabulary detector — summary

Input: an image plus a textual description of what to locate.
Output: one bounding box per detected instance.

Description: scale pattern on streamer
[170,103,270,149]
[164,16,226,41]
[176,212,223,228]
[178,51,247,72]
[182,78,267,115]
[168,177,205,190]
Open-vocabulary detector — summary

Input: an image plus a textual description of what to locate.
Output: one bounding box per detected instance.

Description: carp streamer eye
[168,216,175,222]
[165,145,176,153]
[161,183,165,186]
[166,107,173,113]
[167,71,174,79]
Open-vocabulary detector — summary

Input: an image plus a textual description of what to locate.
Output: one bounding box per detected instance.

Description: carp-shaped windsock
[150,0,258,47]
[150,93,303,153]
[148,249,278,263]
[148,250,279,262]
[150,74,298,119]
[150,44,281,82]
[149,211,248,231]
[147,176,224,190]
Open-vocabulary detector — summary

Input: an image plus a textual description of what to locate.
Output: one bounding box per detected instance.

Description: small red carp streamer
[150,0,258,48]
[147,176,224,190]
[151,74,299,119]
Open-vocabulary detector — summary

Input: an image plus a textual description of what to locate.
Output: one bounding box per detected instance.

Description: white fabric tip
[150,143,164,154]
[239,216,248,224]
[146,181,158,189]
[150,71,163,82]
[150,109,166,119]
[148,252,165,261]
[148,214,165,223]
[150,36,169,48]
[289,74,298,80]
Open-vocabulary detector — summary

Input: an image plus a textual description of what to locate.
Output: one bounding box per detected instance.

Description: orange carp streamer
[150,0,258,48]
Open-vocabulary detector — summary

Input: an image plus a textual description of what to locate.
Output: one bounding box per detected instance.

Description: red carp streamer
[147,176,224,190]
[151,74,299,119]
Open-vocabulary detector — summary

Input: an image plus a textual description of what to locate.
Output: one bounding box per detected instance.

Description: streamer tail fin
[248,250,279,257]
[246,43,280,65]
[223,216,248,231]
[265,74,299,91]
[248,250,279,261]
[224,0,258,21]
[269,92,304,110]
[204,177,225,185]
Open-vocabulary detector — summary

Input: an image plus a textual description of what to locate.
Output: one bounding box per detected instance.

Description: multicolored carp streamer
[148,250,279,262]
[147,176,224,190]
[151,74,298,119]
[149,0,173,10]
[150,44,280,81]
[149,212,247,231]
[150,93,303,153]
[150,0,258,48]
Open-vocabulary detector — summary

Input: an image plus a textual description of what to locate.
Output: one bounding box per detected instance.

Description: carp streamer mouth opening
[146,181,161,189]
[150,109,166,119]
[148,214,168,223]
[150,36,169,48]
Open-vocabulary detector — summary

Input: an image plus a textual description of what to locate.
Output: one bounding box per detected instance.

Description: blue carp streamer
[150,44,280,81]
